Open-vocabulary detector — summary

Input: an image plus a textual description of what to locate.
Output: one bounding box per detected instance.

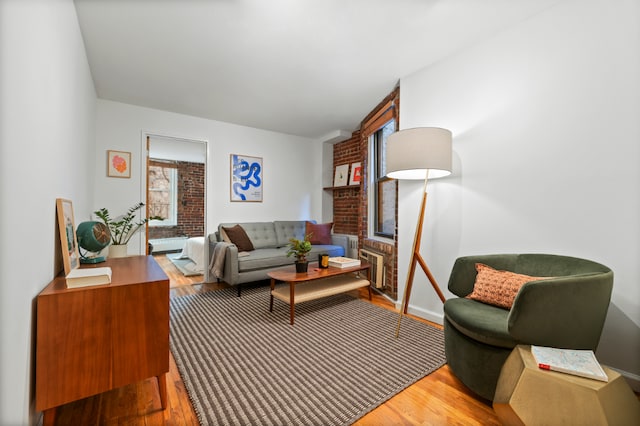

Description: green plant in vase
[94,202,162,258]
[286,234,313,273]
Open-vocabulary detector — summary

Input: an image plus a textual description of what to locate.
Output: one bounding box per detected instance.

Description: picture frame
[349,162,362,185]
[56,198,80,275]
[333,164,349,187]
[231,154,263,202]
[107,150,131,178]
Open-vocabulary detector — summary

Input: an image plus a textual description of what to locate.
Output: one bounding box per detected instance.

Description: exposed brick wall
[332,133,361,235]
[358,88,400,300]
[176,161,205,237]
[329,87,400,300]
[148,161,204,240]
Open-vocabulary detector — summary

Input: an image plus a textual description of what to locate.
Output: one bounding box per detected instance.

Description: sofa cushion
[238,248,292,271]
[466,263,544,310]
[444,298,516,349]
[306,221,333,245]
[220,222,278,249]
[237,245,346,272]
[222,225,255,252]
[274,221,308,247]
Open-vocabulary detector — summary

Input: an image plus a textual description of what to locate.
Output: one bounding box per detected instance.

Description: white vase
[109,244,128,258]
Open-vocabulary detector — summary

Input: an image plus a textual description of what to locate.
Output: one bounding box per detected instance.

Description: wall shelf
[323,185,360,190]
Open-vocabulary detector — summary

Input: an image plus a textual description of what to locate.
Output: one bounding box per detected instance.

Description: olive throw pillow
[466,263,546,310]
[222,225,255,252]
[305,222,333,245]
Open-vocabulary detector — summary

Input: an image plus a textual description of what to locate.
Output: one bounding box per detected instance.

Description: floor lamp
[385,127,452,337]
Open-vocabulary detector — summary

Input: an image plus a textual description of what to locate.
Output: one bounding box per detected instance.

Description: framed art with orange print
[349,162,362,185]
[107,150,131,178]
[56,198,80,275]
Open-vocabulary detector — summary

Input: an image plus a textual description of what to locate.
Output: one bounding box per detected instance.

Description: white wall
[0,0,97,423]
[397,0,640,387]
[94,100,323,255]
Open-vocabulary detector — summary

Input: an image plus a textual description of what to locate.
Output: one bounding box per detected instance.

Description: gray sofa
[207,220,348,294]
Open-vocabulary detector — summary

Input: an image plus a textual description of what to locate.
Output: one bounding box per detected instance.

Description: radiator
[149,236,188,253]
[359,248,384,288]
[346,235,359,259]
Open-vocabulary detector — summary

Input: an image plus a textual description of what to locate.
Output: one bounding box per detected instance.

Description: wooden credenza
[35,255,169,425]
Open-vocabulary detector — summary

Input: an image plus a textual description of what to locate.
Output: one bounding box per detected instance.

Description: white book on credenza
[65,267,112,288]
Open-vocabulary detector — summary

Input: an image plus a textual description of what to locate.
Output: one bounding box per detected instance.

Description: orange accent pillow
[466,263,543,310]
[305,222,333,245]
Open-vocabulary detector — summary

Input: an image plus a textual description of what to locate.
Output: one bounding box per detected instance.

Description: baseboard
[401,302,444,326]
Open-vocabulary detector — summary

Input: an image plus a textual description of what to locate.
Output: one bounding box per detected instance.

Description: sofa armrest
[207,235,240,285]
[508,271,613,349]
[330,234,349,254]
[222,244,240,285]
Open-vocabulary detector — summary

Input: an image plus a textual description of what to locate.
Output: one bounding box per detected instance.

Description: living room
[2,0,639,424]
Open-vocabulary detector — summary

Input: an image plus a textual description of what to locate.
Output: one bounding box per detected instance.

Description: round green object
[76,221,111,252]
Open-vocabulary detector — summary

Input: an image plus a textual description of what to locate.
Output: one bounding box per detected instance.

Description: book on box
[65,267,112,288]
[531,345,608,382]
[328,257,361,268]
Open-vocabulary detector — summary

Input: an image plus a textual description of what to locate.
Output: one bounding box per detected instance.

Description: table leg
[367,268,373,300]
[289,282,295,325]
[157,373,167,409]
[270,278,275,312]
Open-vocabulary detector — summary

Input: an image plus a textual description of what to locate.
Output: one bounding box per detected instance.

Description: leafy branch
[94,202,162,245]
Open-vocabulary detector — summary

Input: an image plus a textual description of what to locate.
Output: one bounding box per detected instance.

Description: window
[371,120,396,238]
[148,163,177,226]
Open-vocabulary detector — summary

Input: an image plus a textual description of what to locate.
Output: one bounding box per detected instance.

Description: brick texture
[332,133,361,235]
[330,87,400,300]
[148,161,205,240]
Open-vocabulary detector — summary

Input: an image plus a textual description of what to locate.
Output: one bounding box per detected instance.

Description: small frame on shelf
[349,162,361,185]
[333,164,349,187]
[56,198,80,275]
[107,150,131,178]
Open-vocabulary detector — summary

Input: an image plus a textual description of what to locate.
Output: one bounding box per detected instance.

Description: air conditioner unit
[359,249,384,288]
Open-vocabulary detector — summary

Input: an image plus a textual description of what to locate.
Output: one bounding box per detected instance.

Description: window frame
[361,94,398,242]
[371,120,397,239]
[148,161,178,227]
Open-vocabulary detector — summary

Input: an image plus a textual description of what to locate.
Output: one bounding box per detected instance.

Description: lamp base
[80,256,106,264]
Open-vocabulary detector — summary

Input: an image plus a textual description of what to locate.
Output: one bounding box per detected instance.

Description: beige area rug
[170,284,446,425]
[166,253,203,277]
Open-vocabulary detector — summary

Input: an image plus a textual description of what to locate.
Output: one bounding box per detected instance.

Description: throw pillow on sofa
[306,222,333,245]
[222,225,255,252]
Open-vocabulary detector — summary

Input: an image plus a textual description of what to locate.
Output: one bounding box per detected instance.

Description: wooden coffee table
[268,261,371,325]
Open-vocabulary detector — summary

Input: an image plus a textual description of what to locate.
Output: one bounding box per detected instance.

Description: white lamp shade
[385,127,452,180]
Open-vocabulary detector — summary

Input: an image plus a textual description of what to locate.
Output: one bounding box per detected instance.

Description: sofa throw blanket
[209,242,231,279]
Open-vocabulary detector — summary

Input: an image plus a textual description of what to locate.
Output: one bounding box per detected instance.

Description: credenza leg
[42,407,57,426]
[157,374,168,409]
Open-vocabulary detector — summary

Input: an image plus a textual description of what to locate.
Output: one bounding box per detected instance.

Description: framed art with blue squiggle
[230,154,263,202]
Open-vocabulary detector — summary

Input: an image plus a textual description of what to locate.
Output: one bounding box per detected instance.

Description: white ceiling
[74,0,561,139]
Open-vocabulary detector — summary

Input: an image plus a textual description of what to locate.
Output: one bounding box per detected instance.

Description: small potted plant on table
[286,234,313,273]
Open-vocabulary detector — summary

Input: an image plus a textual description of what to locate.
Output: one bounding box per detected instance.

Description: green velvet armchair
[443,254,613,401]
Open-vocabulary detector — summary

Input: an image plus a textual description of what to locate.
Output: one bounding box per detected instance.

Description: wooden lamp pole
[395,172,447,338]
[385,127,452,338]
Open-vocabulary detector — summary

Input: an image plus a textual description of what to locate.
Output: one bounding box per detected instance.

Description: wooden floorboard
[49,255,637,425]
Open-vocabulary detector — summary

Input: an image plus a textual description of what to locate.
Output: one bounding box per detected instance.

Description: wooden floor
[49,255,499,425]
